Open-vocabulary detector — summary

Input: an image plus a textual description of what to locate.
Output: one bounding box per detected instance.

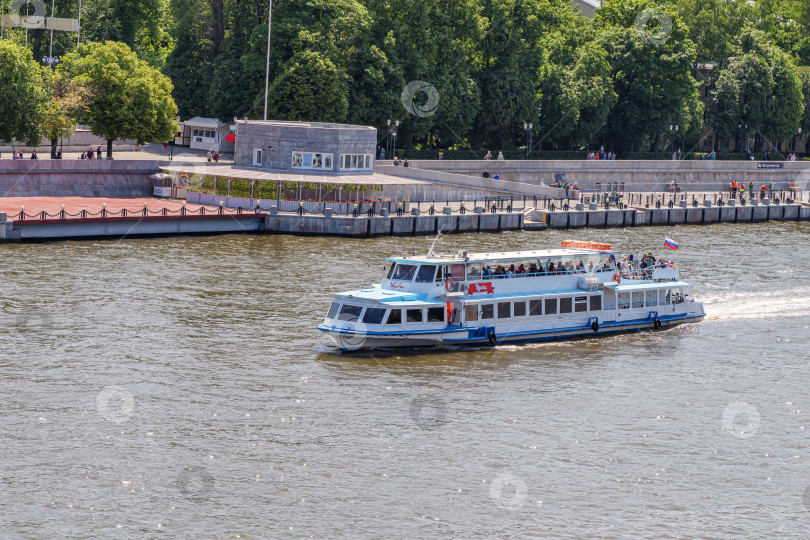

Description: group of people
[482,169,501,180]
[392,157,409,167]
[483,151,505,160]
[80,146,104,160]
[206,150,221,162]
[8,150,35,159]
[588,147,616,160]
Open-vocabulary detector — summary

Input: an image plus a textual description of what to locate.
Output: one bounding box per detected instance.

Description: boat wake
[701,288,810,321]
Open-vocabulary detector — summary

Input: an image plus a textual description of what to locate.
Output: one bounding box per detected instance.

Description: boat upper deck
[388,248,617,265]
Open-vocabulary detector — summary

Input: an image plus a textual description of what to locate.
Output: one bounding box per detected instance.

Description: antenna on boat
[427,225,444,258]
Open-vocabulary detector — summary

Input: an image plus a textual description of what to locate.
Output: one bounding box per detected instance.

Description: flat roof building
[233,120,378,174]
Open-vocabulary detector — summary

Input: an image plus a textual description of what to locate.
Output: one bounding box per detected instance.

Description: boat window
[392,264,417,281]
[632,292,644,308]
[327,302,340,319]
[450,264,466,280]
[465,305,478,322]
[646,290,658,307]
[545,298,557,315]
[498,302,511,318]
[467,264,482,280]
[590,295,602,311]
[406,309,423,323]
[530,299,543,316]
[560,297,573,314]
[481,304,494,319]
[387,264,396,279]
[618,292,630,309]
[665,289,672,304]
[513,301,526,317]
[427,307,444,322]
[362,307,387,325]
[574,296,588,313]
[338,304,363,321]
[416,265,437,283]
[386,309,402,324]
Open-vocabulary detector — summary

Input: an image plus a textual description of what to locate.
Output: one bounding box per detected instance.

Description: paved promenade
[0,196,245,219]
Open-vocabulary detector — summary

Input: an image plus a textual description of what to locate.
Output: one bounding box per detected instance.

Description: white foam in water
[702,288,810,321]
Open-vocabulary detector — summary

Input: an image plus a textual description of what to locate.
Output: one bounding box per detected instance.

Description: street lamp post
[669,125,678,156]
[392,120,400,158]
[386,119,391,158]
[523,122,533,159]
[263,0,273,121]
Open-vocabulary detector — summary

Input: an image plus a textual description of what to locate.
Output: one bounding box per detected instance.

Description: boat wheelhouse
[318,240,705,351]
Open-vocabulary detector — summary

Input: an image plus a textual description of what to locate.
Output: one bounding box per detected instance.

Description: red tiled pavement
[0,196,243,218]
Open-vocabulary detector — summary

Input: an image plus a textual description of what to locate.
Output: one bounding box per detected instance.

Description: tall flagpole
[263,0,272,120]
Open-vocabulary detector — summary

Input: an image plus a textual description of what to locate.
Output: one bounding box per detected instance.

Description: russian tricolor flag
[664,237,678,251]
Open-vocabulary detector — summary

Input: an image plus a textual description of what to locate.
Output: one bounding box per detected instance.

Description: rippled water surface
[2,223,810,538]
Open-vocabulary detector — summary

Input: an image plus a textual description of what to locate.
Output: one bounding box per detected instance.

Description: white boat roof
[388,248,616,264]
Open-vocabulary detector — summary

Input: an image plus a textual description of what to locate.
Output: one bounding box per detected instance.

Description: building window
[341,154,373,170]
[253,149,262,166]
[192,129,217,139]
[291,152,333,170]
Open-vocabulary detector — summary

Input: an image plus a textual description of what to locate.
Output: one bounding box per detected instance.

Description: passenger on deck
[507,264,516,278]
[576,260,585,272]
[548,262,556,273]
[494,265,504,277]
[528,263,538,274]
[516,263,526,275]
[588,261,594,272]
[483,266,492,277]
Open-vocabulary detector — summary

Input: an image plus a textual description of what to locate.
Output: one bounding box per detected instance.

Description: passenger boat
[318,239,705,351]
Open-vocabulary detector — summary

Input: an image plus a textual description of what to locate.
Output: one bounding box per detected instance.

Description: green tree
[799,67,810,137]
[709,27,804,151]
[261,49,349,122]
[0,41,48,147]
[596,0,703,153]
[163,0,215,118]
[59,41,178,157]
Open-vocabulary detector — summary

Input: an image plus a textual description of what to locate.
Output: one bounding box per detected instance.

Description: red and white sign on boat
[560,240,613,251]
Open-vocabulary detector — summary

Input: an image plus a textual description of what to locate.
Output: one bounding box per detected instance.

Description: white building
[179,117,234,153]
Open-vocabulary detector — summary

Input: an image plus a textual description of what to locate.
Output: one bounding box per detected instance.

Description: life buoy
[591,321,599,332]
[653,318,661,329]
[613,272,621,284]
[445,278,454,292]
[487,331,497,346]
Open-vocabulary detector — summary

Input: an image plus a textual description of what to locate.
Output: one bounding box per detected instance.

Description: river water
[2,223,810,538]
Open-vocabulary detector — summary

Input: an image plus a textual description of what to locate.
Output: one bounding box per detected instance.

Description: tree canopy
[1,0,810,155]
[58,41,178,156]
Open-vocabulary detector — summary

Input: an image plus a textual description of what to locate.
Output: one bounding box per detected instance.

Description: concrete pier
[532,203,807,230]
[262,211,527,237]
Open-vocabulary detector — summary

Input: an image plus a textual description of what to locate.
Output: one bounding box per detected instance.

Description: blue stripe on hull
[324,313,704,352]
